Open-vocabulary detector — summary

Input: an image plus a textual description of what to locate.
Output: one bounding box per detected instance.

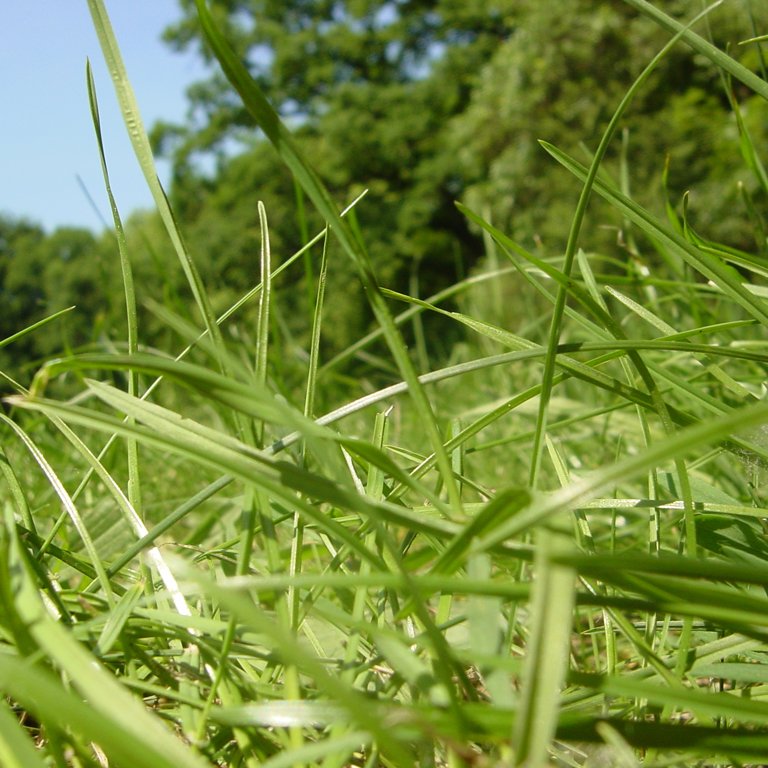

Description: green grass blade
[475,397,768,550]
[0,307,74,353]
[86,0,228,372]
[539,142,768,326]
[512,517,577,766]
[1,514,211,768]
[8,389,445,561]
[39,352,330,439]
[622,0,768,101]
[0,698,47,768]
[0,445,34,533]
[182,566,414,766]
[527,2,722,489]
[0,413,115,604]
[86,60,143,517]
[571,671,768,725]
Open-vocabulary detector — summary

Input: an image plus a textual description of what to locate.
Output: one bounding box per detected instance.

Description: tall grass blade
[0,413,114,604]
[86,60,142,515]
[623,0,768,101]
[527,2,722,489]
[540,143,768,326]
[86,0,229,373]
[0,511,211,768]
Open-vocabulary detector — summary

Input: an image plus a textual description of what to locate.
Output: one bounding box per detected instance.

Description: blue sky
[1,2,208,233]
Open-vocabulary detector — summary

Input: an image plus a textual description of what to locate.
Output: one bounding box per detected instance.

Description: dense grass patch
[2,1,768,766]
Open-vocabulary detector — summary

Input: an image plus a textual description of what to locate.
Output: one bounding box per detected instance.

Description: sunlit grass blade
[0,657,204,768]
[87,0,229,374]
[85,56,150,603]
[0,413,114,604]
[292,228,330,619]
[473,397,768,550]
[36,352,330,439]
[35,413,192,616]
[0,445,34,533]
[540,142,768,326]
[181,566,414,766]
[512,515,576,766]
[32,353,452,511]
[8,388,457,558]
[0,698,47,768]
[1,512,211,768]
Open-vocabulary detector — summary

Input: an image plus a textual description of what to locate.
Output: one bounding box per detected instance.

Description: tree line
[2,0,766,381]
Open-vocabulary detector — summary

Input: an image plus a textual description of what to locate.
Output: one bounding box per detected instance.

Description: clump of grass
[2,1,768,766]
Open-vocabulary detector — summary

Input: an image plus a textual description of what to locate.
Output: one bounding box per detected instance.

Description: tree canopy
[3,0,768,375]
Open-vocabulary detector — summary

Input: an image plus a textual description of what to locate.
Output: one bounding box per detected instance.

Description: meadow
[2,0,768,766]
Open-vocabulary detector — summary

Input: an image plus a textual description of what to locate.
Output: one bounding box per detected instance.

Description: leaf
[0,698,47,768]
[539,142,768,327]
[1,516,211,768]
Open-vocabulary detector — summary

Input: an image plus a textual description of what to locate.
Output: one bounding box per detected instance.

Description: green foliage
[4,2,768,373]
[0,219,117,373]
[147,0,768,351]
[153,0,520,346]
[0,217,47,363]
[450,0,768,252]
[4,1,768,766]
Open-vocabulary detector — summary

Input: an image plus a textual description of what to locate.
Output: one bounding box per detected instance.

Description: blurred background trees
[2,0,767,379]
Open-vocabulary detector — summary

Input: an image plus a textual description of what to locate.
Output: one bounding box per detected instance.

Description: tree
[153,0,520,350]
[449,0,768,253]
[0,216,130,378]
[159,0,515,148]
[152,0,768,355]
[0,215,47,371]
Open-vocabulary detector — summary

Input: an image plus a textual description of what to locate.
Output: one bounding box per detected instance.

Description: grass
[2,0,768,766]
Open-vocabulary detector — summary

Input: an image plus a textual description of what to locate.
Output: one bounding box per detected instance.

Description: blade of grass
[182,565,414,766]
[0,698,47,768]
[8,389,455,560]
[526,2,724,492]
[623,0,768,101]
[0,413,114,604]
[86,0,229,376]
[1,510,211,768]
[474,397,768,551]
[540,142,768,327]
[0,307,74,353]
